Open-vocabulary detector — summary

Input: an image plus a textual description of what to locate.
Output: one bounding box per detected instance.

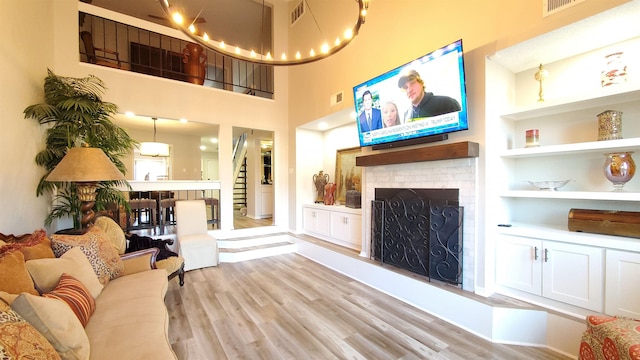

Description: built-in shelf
[500,190,640,201]
[356,141,479,167]
[501,138,640,157]
[501,88,640,121]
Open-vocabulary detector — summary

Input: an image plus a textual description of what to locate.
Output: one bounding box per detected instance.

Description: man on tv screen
[398,69,461,121]
[358,90,382,132]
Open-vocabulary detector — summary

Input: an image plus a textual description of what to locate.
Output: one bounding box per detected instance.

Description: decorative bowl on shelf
[527,180,571,191]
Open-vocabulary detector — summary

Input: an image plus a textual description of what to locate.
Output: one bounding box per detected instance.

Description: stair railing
[232,132,248,187]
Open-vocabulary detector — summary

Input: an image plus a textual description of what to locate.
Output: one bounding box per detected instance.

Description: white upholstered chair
[175,200,219,271]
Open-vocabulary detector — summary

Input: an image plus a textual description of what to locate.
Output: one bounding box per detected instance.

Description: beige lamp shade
[46,147,125,182]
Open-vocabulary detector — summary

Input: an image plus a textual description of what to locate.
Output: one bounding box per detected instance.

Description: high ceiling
[90,0,272,52]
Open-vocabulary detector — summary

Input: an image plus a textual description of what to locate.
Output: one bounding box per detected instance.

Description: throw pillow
[19,231,56,261]
[0,250,39,295]
[43,273,95,327]
[51,226,124,285]
[93,216,127,255]
[0,229,55,260]
[26,246,104,299]
[11,293,90,360]
[0,299,61,360]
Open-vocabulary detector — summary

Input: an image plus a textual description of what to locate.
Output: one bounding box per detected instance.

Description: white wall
[0,0,55,233]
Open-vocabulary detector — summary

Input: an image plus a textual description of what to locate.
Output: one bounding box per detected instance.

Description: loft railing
[79,12,274,99]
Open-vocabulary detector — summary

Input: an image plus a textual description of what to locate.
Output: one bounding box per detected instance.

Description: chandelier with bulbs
[159,0,369,66]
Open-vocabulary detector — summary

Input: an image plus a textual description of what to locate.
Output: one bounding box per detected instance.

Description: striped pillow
[43,273,96,327]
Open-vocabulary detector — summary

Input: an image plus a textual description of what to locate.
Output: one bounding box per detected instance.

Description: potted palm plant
[24,69,136,228]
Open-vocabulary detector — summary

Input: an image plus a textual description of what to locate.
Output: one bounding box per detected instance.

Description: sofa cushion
[26,247,104,299]
[43,273,95,327]
[51,226,124,285]
[0,298,61,360]
[85,269,176,360]
[11,292,90,360]
[0,250,38,295]
[93,217,126,255]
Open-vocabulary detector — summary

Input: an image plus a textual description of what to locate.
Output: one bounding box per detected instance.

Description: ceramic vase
[182,43,207,85]
[603,152,636,191]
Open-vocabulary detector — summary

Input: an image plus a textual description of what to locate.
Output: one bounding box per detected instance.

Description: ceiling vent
[290,1,305,26]
[330,91,344,106]
[543,0,586,17]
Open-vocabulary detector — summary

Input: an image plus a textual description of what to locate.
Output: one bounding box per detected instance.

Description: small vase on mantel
[603,152,636,191]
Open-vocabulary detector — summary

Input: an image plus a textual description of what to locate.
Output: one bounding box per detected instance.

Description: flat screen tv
[353,39,468,149]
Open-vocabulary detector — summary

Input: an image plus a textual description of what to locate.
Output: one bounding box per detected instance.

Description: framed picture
[335,146,362,203]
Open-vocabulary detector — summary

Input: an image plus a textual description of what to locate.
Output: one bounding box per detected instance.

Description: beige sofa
[84,249,177,360]
[0,227,177,360]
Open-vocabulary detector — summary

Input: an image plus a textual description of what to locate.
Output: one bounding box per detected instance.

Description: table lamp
[46,146,125,231]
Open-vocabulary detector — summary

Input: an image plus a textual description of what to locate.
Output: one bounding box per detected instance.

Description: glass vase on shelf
[603,152,636,192]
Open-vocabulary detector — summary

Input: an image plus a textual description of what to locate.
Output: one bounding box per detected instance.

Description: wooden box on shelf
[568,208,640,238]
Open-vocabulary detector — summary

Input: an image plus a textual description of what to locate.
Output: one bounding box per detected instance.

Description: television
[353,39,468,149]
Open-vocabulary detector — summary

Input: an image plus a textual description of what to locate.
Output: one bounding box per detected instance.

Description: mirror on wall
[113,114,219,182]
[232,127,274,230]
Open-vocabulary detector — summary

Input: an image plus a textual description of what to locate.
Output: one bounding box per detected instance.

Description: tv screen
[353,39,468,148]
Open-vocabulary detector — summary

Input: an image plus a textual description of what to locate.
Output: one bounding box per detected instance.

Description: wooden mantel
[356,141,479,167]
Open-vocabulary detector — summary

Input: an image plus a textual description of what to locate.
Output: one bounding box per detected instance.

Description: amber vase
[182,43,207,85]
[603,152,636,191]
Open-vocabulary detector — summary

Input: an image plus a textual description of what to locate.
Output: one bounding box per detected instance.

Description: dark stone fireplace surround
[356,141,479,291]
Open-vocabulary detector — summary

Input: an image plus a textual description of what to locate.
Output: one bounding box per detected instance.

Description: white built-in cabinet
[302,204,361,251]
[495,235,604,312]
[605,250,640,318]
[486,3,640,317]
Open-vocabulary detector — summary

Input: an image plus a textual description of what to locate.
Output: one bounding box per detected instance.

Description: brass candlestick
[534,64,549,102]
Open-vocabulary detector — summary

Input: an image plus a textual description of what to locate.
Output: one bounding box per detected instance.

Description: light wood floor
[233,209,273,229]
[165,254,572,360]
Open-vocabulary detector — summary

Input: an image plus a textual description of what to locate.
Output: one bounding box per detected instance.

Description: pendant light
[140,118,170,157]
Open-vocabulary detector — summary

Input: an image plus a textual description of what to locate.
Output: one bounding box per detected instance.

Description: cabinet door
[303,207,317,233]
[329,213,362,249]
[315,209,331,237]
[542,241,604,312]
[495,235,542,295]
[606,250,640,318]
[330,212,349,242]
[346,213,362,249]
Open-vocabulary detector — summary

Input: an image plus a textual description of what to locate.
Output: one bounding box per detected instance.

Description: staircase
[218,233,296,263]
[233,157,247,209]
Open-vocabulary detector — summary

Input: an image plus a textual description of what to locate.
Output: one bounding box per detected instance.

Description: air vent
[290,1,305,25]
[543,0,585,17]
[330,91,344,106]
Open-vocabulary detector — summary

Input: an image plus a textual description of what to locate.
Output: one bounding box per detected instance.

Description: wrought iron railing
[79,12,274,99]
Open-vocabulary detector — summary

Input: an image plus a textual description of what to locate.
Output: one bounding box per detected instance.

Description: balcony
[79,11,274,99]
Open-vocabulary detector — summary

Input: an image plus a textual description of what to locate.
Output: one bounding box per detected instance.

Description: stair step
[217,234,296,263]
[218,234,292,249]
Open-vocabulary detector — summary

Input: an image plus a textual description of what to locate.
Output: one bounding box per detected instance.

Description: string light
[158,0,369,66]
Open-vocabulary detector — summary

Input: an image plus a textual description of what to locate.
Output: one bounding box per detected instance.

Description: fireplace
[371,188,463,286]
[357,143,478,291]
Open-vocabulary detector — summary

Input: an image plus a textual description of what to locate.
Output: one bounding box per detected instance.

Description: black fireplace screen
[371,188,463,286]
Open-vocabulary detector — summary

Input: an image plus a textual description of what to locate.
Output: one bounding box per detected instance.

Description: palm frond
[26,69,135,226]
